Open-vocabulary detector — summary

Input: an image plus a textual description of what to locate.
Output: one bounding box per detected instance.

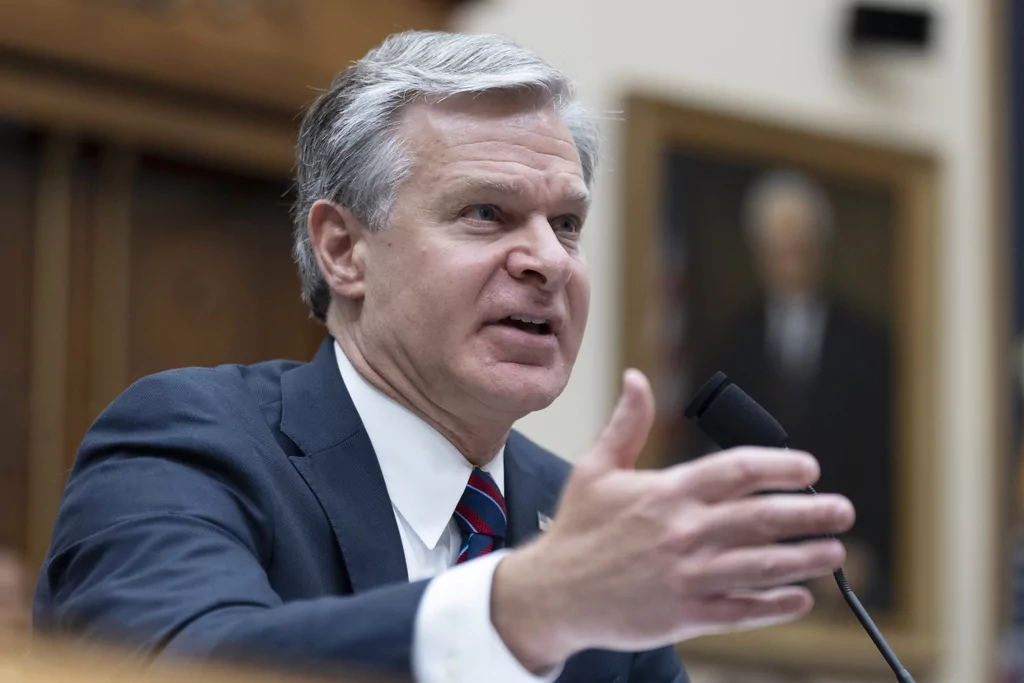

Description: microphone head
[684,372,789,449]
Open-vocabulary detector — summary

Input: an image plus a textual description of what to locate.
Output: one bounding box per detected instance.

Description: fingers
[689,587,814,636]
[693,540,846,594]
[702,493,855,547]
[670,447,820,502]
[585,369,655,472]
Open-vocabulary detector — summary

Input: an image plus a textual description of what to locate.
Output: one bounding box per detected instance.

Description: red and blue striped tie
[454,468,507,564]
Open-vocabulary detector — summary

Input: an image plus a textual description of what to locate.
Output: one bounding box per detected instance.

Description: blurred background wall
[452,2,1000,683]
[0,1,1011,683]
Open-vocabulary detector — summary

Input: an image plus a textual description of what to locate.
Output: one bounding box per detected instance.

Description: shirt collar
[767,293,822,314]
[766,296,828,332]
[334,341,505,550]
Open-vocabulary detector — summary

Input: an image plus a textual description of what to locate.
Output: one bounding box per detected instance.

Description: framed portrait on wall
[621,95,939,675]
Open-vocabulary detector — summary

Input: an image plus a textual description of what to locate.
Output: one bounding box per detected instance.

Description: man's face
[357,95,591,419]
[752,192,826,299]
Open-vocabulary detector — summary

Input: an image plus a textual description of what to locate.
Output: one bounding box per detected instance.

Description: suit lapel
[281,337,408,592]
[503,435,561,548]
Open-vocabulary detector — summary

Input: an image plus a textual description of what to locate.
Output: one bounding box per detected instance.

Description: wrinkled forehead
[395,93,586,189]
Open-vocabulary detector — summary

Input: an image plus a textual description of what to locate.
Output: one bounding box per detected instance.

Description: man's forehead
[397,96,583,172]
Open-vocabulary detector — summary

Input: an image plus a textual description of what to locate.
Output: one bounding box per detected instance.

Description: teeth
[510,314,547,325]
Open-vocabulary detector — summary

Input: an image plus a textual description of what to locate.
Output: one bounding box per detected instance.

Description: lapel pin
[537,512,552,531]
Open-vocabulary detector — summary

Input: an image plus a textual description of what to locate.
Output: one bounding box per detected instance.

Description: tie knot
[453,468,507,563]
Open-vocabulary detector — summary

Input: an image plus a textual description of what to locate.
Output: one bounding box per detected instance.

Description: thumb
[586,368,656,472]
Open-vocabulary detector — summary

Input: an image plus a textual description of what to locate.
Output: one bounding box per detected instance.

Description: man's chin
[473,362,569,414]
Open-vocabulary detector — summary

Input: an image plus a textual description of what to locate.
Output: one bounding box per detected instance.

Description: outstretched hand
[491,369,853,672]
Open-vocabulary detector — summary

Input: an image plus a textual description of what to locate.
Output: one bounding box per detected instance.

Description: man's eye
[464,204,500,222]
[552,215,581,234]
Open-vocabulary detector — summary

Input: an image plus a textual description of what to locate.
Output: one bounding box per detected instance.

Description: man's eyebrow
[440,178,591,209]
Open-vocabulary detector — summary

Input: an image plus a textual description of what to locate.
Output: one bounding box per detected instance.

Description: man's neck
[328,319,513,468]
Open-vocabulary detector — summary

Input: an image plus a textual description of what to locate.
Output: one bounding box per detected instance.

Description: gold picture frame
[621,95,940,675]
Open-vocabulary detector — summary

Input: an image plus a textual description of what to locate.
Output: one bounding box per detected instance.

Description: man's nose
[506,216,573,292]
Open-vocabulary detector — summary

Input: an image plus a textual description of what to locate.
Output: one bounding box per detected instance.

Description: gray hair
[293,30,601,321]
[742,168,835,246]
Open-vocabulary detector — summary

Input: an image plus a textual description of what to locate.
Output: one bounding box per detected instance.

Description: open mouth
[496,314,553,336]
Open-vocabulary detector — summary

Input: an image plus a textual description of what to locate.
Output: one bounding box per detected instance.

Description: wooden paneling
[63,147,99,480]
[0,0,459,572]
[88,148,135,419]
[0,0,458,111]
[26,135,76,569]
[0,0,471,181]
[127,155,321,382]
[0,56,297,179]
[0,124,38,551]
[1,130,324,565]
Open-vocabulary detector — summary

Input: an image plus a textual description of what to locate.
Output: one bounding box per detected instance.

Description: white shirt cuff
[413,550,563,683]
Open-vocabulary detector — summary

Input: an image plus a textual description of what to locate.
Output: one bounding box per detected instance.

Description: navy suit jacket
[34,338,687,683]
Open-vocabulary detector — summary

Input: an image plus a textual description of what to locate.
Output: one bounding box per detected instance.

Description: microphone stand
[685,372,916,682]
[804,485,915,683]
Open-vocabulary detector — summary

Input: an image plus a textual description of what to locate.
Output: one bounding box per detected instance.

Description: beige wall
[452,1,999,682]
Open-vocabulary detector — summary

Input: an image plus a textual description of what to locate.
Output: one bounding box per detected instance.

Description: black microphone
[684,371,915,683]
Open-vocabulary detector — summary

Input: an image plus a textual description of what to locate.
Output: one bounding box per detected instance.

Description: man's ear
[307,200,369,300]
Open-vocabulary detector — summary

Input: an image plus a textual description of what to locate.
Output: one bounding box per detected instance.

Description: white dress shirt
[765,296,829,379]
[334,343,556,683]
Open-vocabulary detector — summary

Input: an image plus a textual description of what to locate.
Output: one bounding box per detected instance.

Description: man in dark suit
[693,169,893,610]
[34,32,856,683]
